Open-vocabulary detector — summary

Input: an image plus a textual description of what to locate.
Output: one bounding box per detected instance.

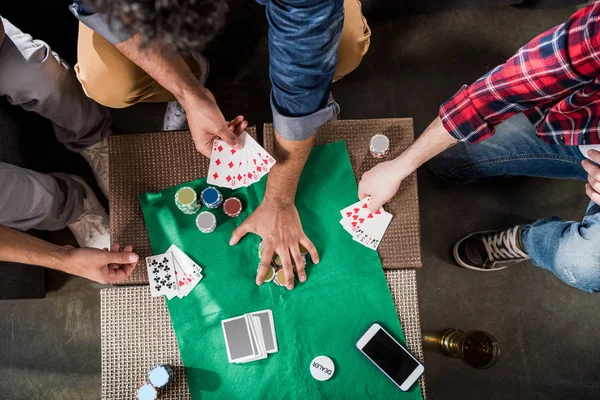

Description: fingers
[103,250,139,266]
[583,159,600,180]
[587,150,600,164]
[368,195,386,212]
[279,249,295,290]
[256,242,275,285]
[228,115,248,136]
[230,221,251,246]
[586,183,600,204]
[291,245,306,283]
[218,126,243,151]
[588,174,600,193]
[358,181,369,201]
[300,236,319,264]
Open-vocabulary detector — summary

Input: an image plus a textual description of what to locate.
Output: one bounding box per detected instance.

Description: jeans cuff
[271,92,340,141]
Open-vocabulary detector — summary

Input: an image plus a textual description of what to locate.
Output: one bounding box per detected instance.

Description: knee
[551,226,600,293]
[75,62,135,109]
[428,150,469,184]
[334,0,371,80]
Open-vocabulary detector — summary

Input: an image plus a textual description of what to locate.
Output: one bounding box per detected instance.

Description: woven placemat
[263,119,422,269]
[101,270,426,399]
[109,128,257,285]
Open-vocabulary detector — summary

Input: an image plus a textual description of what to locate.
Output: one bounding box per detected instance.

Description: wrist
[391,156,416,181]
[44,245,73,272]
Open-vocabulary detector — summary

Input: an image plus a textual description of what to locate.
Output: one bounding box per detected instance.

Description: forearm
[0,225,69,271]
[114,34,201,104]
[264,131,315,205]
[392,117,458,177]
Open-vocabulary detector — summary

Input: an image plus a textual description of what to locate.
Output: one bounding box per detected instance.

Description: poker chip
[196,211,217,233]
[174,187,200,214]
[136,382,158,400]
[223,197,243,217]
[369,134,390,158]
[272,254,283,268]
[274,268,287,287]
[258,242,264,259]
[310,356,335,381]
[200,187,224,209]
[148,364,173,388]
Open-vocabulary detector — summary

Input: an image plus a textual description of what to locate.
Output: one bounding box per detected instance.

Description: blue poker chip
[201,187,223,208]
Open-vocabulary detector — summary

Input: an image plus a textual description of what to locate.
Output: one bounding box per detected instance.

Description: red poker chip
[223,197,243,217]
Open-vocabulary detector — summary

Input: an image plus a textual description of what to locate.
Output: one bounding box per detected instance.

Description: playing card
[207,139,230,187]
[207,132,276,189]
[222,316,256,363]
[340,197,375,233]
[250,309,278,353]
[146,253,178,298]
[353,210,393,250]
[237,315,267,363]
[165,245,203,298]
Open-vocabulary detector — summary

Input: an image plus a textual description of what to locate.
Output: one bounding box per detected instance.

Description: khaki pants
[75,0,371,108]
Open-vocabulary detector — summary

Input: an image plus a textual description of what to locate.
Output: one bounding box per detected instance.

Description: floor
[1,3,599,400]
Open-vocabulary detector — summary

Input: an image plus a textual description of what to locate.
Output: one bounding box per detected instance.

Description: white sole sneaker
[67,175,110,249]
[162,53,210,131]
[81,134,109,198]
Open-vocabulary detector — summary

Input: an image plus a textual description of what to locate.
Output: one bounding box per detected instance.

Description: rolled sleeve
[266,0,344,140]
[271,92,340,140]
[439,85,495,144]
[69,3,135,45]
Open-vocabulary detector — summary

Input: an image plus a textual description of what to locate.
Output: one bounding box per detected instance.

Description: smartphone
[356,323,424,391]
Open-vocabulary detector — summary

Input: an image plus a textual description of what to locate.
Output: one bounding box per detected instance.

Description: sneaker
[67,175,110,249]
[453,225,529,272]
[81,134,109,198]
[162,52,210,131]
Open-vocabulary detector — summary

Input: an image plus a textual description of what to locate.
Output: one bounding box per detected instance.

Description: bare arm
[229,131,320,290]
[359,117,458,210]
[264,132,315,207]
[0,225,138,284]
[114,34,245,155]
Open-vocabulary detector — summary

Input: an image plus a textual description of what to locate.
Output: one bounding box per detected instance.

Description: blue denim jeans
[429,113,600,293]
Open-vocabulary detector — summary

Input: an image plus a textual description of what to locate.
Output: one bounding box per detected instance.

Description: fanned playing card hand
[207,131,276,189]
[339,196,393,250]
[146,244,203,299]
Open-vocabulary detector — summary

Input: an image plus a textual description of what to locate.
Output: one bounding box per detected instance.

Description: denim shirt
[70,0,343,141]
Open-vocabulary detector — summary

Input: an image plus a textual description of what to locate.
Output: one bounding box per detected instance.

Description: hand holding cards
[146,244,203,299]
[207,131,276,189]
[222,310,278,363]
[339,196,393,250]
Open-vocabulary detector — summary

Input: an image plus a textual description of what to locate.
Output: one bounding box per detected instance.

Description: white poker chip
[310,355,335,381]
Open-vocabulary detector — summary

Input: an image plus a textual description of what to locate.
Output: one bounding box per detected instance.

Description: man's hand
[358,159,407,212]
[583,150,600,204]
[180,87,248,157]
[65,243,138,284]
[229,200,319,290]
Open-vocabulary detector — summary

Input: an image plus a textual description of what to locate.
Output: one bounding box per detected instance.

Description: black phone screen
[362,329,420,387]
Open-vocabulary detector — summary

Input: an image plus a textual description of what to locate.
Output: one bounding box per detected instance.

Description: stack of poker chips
[258,242,309,287]
[173,185,243,234]
[223,197,243,217]
[201,187,224,209]
[196,211,217,234]
[136,364,173,400]
[174,187,201,214]
[369,134,390,158]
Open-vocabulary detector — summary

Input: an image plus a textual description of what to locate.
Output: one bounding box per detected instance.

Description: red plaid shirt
[440,2,600,146]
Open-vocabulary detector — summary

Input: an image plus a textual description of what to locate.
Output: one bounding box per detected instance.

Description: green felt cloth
[139,141,423,400]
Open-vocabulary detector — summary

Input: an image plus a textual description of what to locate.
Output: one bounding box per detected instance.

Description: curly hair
[87,0,229,51]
